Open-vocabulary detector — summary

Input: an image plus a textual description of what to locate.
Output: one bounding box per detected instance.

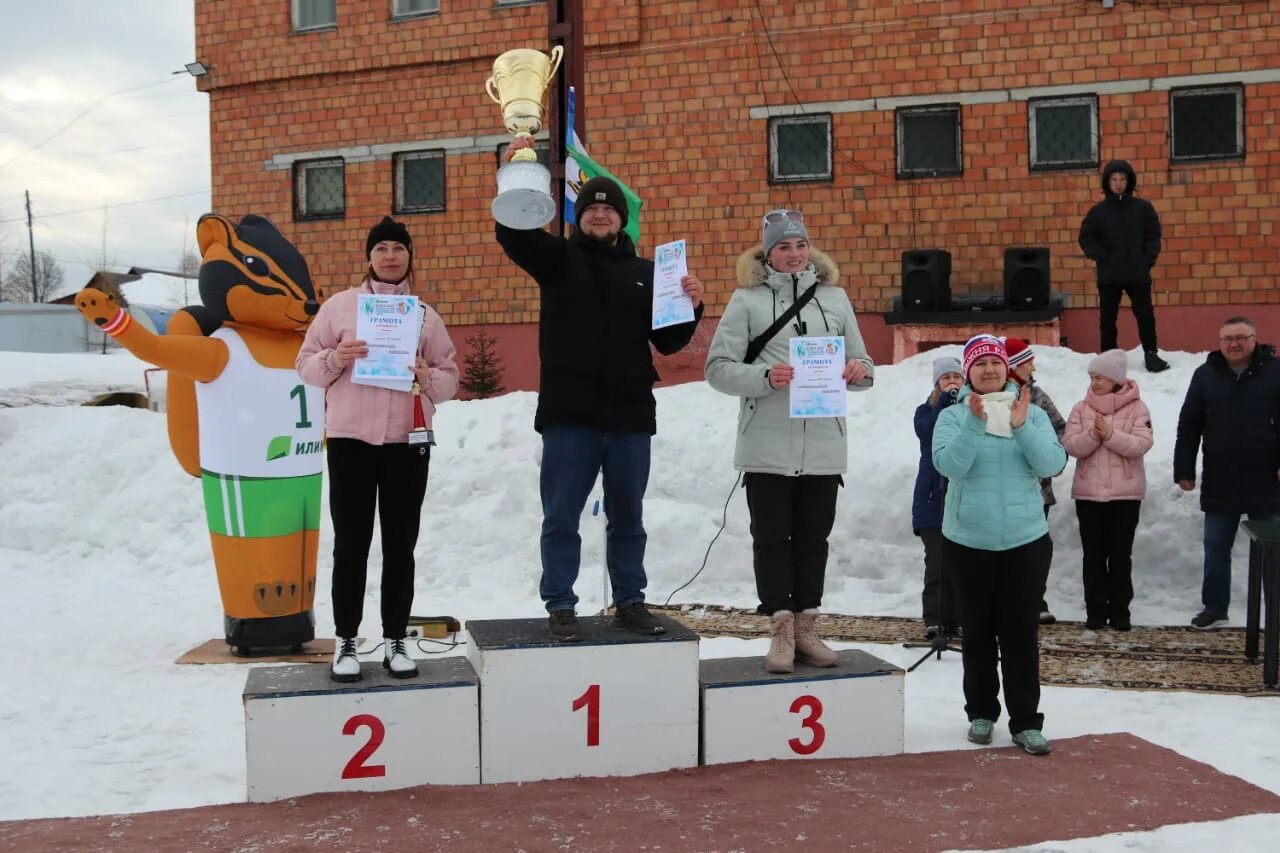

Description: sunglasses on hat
[761,209,804,228]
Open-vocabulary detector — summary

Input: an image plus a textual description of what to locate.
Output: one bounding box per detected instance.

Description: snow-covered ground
[1,345,1277,850]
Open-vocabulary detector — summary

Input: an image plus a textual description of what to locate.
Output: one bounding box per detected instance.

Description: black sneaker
[1190,610,1228,630]
[1145,351,1171,373]
[615,602,666,635]
[1085,617,1106,630]
[548,609,581,642]
[1039,610,1057,625]
[1111,617,1132,632]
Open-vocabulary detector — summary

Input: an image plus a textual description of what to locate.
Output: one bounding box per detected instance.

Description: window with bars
[394,151,446,214]
[293,0,336,31]
[1170,86,1244,162]
[896,105,962,179]
[392,0,439,17]
[768,115,832,183]
[1029,96,1098,171]
[496,141,551,168]
[294,159,345,220]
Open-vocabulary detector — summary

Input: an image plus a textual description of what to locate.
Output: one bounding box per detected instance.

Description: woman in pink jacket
[297,217,459,683]
[1061,349,1153,631]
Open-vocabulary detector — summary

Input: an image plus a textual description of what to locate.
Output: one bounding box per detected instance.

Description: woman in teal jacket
[932,334,1066,756]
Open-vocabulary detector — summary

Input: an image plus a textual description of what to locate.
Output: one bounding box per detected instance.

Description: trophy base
[493,161,557,230]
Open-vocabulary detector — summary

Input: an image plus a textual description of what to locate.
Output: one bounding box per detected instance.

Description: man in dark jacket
[1078,160,1170,373]
[1174,316,1280,629]
[496,137,704,641]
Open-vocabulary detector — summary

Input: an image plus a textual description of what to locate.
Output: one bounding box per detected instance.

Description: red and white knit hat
[1004,336,1034,369]
[962,334,1008,378]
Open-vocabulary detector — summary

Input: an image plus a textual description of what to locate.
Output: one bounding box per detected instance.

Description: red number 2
[341,713,387,779]
[788,695,826,756]
[572,684,601,747]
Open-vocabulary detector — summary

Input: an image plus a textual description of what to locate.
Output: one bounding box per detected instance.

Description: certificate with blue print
[789,336,847,419]
[353,294,418,391]
[651,239,695,330]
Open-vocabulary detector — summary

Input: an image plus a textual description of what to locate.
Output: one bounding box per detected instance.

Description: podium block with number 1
[466,615,699,783]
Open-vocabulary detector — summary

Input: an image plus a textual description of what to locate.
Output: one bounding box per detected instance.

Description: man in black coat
[1174,316,1280,629]
[496,137,704,641]
[1079,160,1170,373]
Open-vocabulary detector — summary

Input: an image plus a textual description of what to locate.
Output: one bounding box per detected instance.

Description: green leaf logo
[266,435,291,461]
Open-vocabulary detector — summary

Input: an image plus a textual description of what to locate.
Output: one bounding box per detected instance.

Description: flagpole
[547,0,584,236]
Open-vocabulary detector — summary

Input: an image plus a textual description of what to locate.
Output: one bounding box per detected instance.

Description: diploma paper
[789,336,847,419]
[353,294,418,392]
[651,239,695,330]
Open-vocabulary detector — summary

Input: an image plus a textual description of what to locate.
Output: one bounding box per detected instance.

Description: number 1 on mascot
[75,214,324,655]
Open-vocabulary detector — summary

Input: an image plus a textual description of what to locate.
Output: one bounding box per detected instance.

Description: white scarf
[980,391,1016,438]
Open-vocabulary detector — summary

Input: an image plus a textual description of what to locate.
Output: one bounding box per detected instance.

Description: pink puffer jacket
[1061,380,1154,502]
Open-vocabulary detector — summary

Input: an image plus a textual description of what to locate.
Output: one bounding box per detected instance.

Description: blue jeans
[1203,511,1280,616]
[539,427,651,613]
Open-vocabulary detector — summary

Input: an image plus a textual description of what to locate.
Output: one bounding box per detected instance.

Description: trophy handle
[484,76,501,104]
[547,45,564,81]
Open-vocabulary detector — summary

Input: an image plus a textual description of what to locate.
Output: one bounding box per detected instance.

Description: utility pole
[547,0,585,235]
[25,190,37,303]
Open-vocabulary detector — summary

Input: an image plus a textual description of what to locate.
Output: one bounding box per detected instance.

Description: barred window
[496,141,551,169]
[392,0,439,17]
[294,159,344,220]
[768,115,832,183]
[1171,86,1244,162]
[292,0,336,31]
[896,105,962,178]
[394,151,445,214]
[1029,96,1098,171]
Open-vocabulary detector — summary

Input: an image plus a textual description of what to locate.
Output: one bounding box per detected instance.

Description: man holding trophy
[488,47,705,642]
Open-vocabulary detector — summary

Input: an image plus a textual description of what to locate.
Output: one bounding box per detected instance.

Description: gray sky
[0,1,209,289]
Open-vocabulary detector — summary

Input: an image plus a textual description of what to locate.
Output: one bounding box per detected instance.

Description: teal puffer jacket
[931,383,1067,551]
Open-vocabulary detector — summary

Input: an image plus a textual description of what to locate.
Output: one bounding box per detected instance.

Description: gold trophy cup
[486,46,563,229]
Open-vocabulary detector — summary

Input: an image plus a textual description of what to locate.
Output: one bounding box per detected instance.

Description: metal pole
[25,190,37,302]
[548,0,585,236]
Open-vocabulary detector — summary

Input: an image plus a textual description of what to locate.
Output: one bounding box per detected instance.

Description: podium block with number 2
[242,656,480,802]
[466,615,700,784]
[700,649,905,765]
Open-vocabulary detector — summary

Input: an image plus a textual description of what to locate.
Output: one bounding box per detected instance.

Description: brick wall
[196,0,1280,376]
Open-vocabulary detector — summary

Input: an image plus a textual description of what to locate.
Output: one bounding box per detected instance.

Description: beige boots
[765,609,838,672]
[766,610,796,673]
[795,609,838,667]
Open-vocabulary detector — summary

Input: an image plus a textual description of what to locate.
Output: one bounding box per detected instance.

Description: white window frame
[768,114,833,183]
[292,0,337,32]
[1028,95,1099,171]
[895,104,963,179]
[393,150,446,214]
[294,159,345,220]
[1170,85,1245,163]
[392,0,440,18]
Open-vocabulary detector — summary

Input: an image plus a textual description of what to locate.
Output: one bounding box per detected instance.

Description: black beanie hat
[366,216,412,258]
[574,177,628,228]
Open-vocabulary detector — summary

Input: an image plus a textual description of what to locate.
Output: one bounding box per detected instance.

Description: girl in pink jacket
[297,217,459,683]
[1061,349,1153,631]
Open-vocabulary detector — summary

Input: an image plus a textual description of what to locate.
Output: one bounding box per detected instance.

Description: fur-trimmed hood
[735,246,840,288]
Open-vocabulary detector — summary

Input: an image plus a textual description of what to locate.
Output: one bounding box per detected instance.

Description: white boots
[766,611,796,673]
[383,637,418,679]
[794,609,838,667]
[331,637,360,683]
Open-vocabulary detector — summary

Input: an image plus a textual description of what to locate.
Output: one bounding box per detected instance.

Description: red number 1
[341,714,387,779]
[572,684,601,747]
[788,695,826,756]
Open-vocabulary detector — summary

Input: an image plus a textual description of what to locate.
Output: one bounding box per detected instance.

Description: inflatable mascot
[76,214,323,654]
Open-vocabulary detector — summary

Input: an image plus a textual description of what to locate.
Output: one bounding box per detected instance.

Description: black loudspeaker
[1004,247,1050,310]
[901,249,952,311]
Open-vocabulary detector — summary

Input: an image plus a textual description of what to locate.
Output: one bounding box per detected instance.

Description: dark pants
[1098,281,1158,353]
[1040,503,1053,614]
[540,427,651,613]
[920,527,961,627]
[946,534,1052,736]
[1076,499,1141,623]
[1202,511,1280,617]
[744,473,841,615]
[327,438,431,640]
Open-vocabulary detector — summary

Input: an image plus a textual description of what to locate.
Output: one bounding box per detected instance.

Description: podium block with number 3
[466,616,699,783]
[699,649,904,765]
[242,656,480,802]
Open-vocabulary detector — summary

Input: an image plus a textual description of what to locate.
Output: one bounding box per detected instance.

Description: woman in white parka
[705,209,875,673]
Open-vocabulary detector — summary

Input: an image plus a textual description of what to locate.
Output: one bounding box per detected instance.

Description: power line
[0,190,210,225]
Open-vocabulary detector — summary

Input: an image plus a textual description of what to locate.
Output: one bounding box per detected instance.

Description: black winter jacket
[496,224,703,434]
[1174,344,1280,514]
[1078,160,1162,287]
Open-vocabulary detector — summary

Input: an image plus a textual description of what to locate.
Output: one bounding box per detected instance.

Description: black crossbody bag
[742,284,818,364]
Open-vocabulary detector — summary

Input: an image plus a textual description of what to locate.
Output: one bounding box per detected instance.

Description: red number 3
[788,695,826,756]
[341,714,387,779]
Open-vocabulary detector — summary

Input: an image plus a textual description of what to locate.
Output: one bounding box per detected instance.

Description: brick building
[194,0,1280,389]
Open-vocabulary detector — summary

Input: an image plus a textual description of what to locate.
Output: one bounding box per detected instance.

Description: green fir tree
[460,326,506,399]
